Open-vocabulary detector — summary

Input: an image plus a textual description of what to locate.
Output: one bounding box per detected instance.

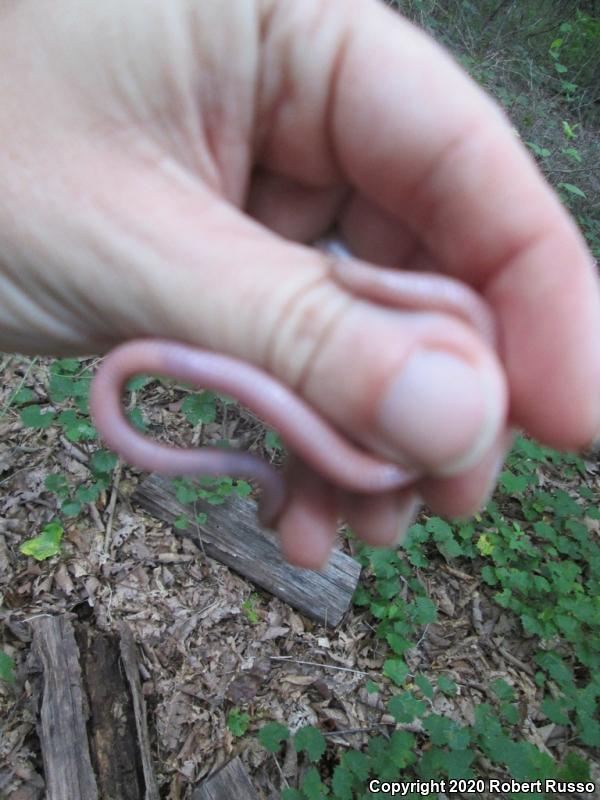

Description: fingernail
[377,348,504,476]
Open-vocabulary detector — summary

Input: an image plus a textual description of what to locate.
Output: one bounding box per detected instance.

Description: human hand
[1,0,599,568]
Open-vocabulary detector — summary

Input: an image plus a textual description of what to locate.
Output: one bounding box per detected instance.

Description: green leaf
[425,517,453,538]
[174,515,189,530]
[301,767,328,800]
[438,748,476,779]
[541,697,571,725]
[61,500,81,517]
[264,430,283,451]
[383,658,409,686]
[44,474,69,496]
[127,407,147,432]
[526,141,551,158]
[294,726,326,762]
[388,729,416,768]
[578,713,600,746]
[490,678,515,702]
[282,790,304,800]
[75,483,101,503]
[500,702,519,725]
[61,414,96,442]
[173,479,198,504]
[423,714,454,746]
[476,534,494,556]
[20,405,55,429]
[558,751,591,782]
[341,750,370,780]
[20,521,64,561]
[181,391,217,424]
[227,709,250,737]
[48,374,76,403]
[410,596,437,625]
[438,675,457,696]
[331,765,353,800]
[10,387,36,405]
[481,565,497,585]
[375,576,401,600]
[53,358,80,374]
[90,449,118,475]
[414,674,434,699]
[195,512,208,525]
[369,548,398,579]
[259,722,289,753]
[521,614,545,637]
[535,651,575,696]
[499,470,529,494]
[502,740,556,780]
[235,480,253,497]
[0,650,16,684]
[388,692,427,723]
[558,182,586,199]
[386,633,412,655]
[563,146,582,163]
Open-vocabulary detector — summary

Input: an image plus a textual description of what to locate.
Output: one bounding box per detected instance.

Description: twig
[271,753,290,791]
[269,656,369,676]
[0,357,38,421]
[88,501,105,533]
[496,643,534,675]
[103,458,122,553]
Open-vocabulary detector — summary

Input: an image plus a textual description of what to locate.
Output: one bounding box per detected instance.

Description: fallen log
[133,474,361,628]
[28,615,159,800]
[192,756,259,800]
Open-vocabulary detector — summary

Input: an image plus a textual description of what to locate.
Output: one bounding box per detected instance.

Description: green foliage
[241,593,261,624]
[0,650,16,684]
[294,726,326,762]
[259,721,289,753]
[227,708,250,737]
[265,430,284,451]
[259,433,600,788]
[20,521,64,561]
[20,404,56,429]
[181,390,217,425]
[18,356,272,536]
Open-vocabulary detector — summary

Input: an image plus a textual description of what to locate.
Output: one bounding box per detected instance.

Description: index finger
[329,1,600,449]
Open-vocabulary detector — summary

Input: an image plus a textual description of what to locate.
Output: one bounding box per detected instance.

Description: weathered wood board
[192,756,259,800]
[29,615,99,800]
[132,474,362,628]
[28,615,159,800]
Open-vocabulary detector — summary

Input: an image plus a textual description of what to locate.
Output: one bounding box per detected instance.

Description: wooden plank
[118,623,160,800]
[133,475,361,628]
[28,617,160,800]
[29,616,99,800]
[192,757,259,800]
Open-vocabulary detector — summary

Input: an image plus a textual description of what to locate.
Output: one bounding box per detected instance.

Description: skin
[0,0,599,569]
[89,242,496,529]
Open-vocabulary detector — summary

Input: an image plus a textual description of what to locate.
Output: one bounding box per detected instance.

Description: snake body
[89,240,495,525]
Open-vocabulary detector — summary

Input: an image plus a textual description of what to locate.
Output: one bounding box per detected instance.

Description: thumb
[93,161,507,479]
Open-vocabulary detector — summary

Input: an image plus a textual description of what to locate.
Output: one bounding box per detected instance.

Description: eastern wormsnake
[89,239,496,527]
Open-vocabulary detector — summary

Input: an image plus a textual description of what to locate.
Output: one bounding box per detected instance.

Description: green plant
[256,432,599,796]
[20,521,64,561]
[241,593,262,625]
[227,708,250,737]
[0,650,16,684]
